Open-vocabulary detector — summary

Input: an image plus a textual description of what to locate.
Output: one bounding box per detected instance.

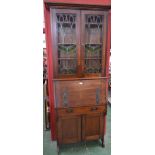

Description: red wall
[44,0,111,6]
[44,4,57,140]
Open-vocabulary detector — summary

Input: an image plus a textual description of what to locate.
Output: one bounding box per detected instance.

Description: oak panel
[57,115,81,144]
[82,113,104,141]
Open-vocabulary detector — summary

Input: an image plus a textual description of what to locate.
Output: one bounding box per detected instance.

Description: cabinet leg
[57,143,60,155]
[101,138,105,148]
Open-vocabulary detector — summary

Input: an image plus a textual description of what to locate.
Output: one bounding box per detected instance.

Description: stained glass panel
[84,15,104,74]
[56,13,77,75]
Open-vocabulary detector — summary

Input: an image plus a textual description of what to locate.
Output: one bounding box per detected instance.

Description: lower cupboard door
[82,113,104,141]
[57,115,81,144]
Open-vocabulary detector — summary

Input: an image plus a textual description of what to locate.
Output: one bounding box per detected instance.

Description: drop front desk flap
[54,79,106,108]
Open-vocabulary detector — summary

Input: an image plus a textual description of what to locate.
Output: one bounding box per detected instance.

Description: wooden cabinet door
[82,113,104,141]
[81,10,107,77]
[57,115,81,144]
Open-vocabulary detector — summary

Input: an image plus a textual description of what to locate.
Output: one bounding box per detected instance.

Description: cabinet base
[57,138,105,155]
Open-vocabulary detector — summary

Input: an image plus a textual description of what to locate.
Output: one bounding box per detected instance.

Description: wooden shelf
[58,43,76,45]
[58,58,101,60]
[53,77,108,81]
[85,22,103,26]
[84,58,101,59]
[57,22,76,24]
[85,43,102,45]
[58,58,77,60]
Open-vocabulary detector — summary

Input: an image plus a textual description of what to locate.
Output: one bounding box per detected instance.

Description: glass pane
[84,15,103,74]
[56,13,77,75]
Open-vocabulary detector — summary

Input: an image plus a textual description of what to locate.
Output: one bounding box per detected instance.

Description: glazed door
[51,9,81,78]
[82,113,104,141]
[81,11,107,77]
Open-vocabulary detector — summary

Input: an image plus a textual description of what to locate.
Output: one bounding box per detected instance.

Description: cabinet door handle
[66,108,73,113]
[91,107,98,111]
[63,88,68,107]
[96,88,101,105]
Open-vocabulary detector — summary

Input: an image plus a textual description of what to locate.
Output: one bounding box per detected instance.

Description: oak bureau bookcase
[44,1,111,154]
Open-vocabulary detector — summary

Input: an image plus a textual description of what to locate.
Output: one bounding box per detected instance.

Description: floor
[43,105,111,155]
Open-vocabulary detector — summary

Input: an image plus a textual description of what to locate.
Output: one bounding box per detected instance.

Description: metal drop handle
[96,88,101,105]
[63,88,68,107]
